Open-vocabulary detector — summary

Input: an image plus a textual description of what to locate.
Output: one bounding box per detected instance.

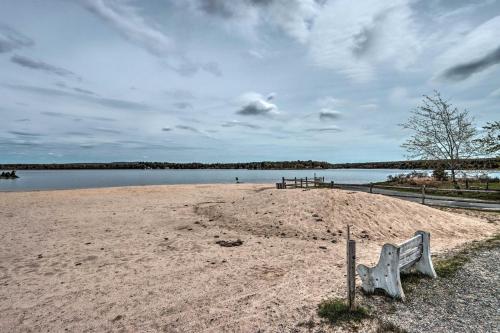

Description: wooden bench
[357,231,437,301]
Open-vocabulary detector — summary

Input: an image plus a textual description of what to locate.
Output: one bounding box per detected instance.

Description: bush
[432,165,448,181]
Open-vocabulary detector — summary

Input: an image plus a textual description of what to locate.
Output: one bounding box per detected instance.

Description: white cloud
[83,0,175,57]
[359,103,378,110]
[248,49,265,59]
[263,0,320,44]
[316,96,344,109]
[436,15,500,81]
[0,23,34,53]
[236,92,279,116]
[490,87,500,97]
[83,0,220,76]
[309,0,421,81]
[189,0,320,43]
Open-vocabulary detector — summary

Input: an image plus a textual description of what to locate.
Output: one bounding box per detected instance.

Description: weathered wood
[357,230,436,301]
[399,248,422,271]
[399,244,422,260]
[369,183,374,194]
[347,239,356,311]
[357,243,403,299]
[421,185,426,204]
[414,231,437,278]
[399,234,422,253]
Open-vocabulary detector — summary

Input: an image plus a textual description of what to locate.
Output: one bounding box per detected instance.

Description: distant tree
[477,121,500,155]
[432,164,448,181]
[400,91,480,183]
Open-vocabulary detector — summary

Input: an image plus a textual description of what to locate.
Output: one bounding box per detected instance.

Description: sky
[1,0,499,163]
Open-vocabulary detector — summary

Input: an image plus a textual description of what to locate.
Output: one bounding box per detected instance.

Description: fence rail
[372,184,500,194]
[276,176,332,189]
[332,183,500,208]
[276,176,500,210]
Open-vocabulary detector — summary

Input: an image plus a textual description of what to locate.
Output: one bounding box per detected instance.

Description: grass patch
[434,254,470,278]
[317,298,370,324]
[434,233,500,278]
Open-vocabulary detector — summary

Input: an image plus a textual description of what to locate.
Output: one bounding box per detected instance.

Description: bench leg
[357,244,405,301]
[414,231,437,278]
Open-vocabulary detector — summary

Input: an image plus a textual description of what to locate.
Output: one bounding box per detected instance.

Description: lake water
[0,169,499,192]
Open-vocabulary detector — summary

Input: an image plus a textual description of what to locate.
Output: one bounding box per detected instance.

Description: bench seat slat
[400,244,422,259]
[399,249,422,270]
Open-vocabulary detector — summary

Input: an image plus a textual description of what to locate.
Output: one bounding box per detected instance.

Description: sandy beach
[0,184,497,332]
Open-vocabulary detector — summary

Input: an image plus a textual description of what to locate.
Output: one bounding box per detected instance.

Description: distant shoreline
[1,158,499,170]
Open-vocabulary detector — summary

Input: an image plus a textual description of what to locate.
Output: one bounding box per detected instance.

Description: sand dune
[0,184,497,332]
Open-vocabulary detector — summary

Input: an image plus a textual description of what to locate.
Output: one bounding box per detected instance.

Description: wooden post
[294,177,297,188]
[421,185,426,204]
[305,177,308,188]
[465,178,469,189]
[486,179,489,190]
[347,225,356,311]
[369,183,373,194]
[282,177,285,189]
[331,181,334,188]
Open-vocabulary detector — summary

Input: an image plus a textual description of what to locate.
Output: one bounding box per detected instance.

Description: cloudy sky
[1,0,499,163]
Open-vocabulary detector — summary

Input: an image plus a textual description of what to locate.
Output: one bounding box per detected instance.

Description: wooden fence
[276,176,333,189]
[331,182,500,208]
[275,177,499,210]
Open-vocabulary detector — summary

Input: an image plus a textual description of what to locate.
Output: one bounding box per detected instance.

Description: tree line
[1,158,498,170]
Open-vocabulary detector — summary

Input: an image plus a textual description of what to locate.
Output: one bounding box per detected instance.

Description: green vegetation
[317,298,370,324]
[380,173,500,201]
[1,157,498,170]
[477,121,500,155]
[434,233,500,278]
[432,164,448,181]
[0,170,18,179]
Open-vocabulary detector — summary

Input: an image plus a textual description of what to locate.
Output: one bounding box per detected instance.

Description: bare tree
[400,91,480,183]
[477,121,500,155]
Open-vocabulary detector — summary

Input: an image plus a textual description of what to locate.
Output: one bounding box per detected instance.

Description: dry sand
[0,184,497,332]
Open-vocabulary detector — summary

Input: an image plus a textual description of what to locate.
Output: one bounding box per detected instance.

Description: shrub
[432,165,448,181]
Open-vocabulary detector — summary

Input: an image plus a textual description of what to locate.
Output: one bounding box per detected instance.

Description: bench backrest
[398,234,423,271]
[357,230,437,301]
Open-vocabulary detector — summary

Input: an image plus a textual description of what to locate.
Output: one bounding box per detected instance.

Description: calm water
[1,169,499,192]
